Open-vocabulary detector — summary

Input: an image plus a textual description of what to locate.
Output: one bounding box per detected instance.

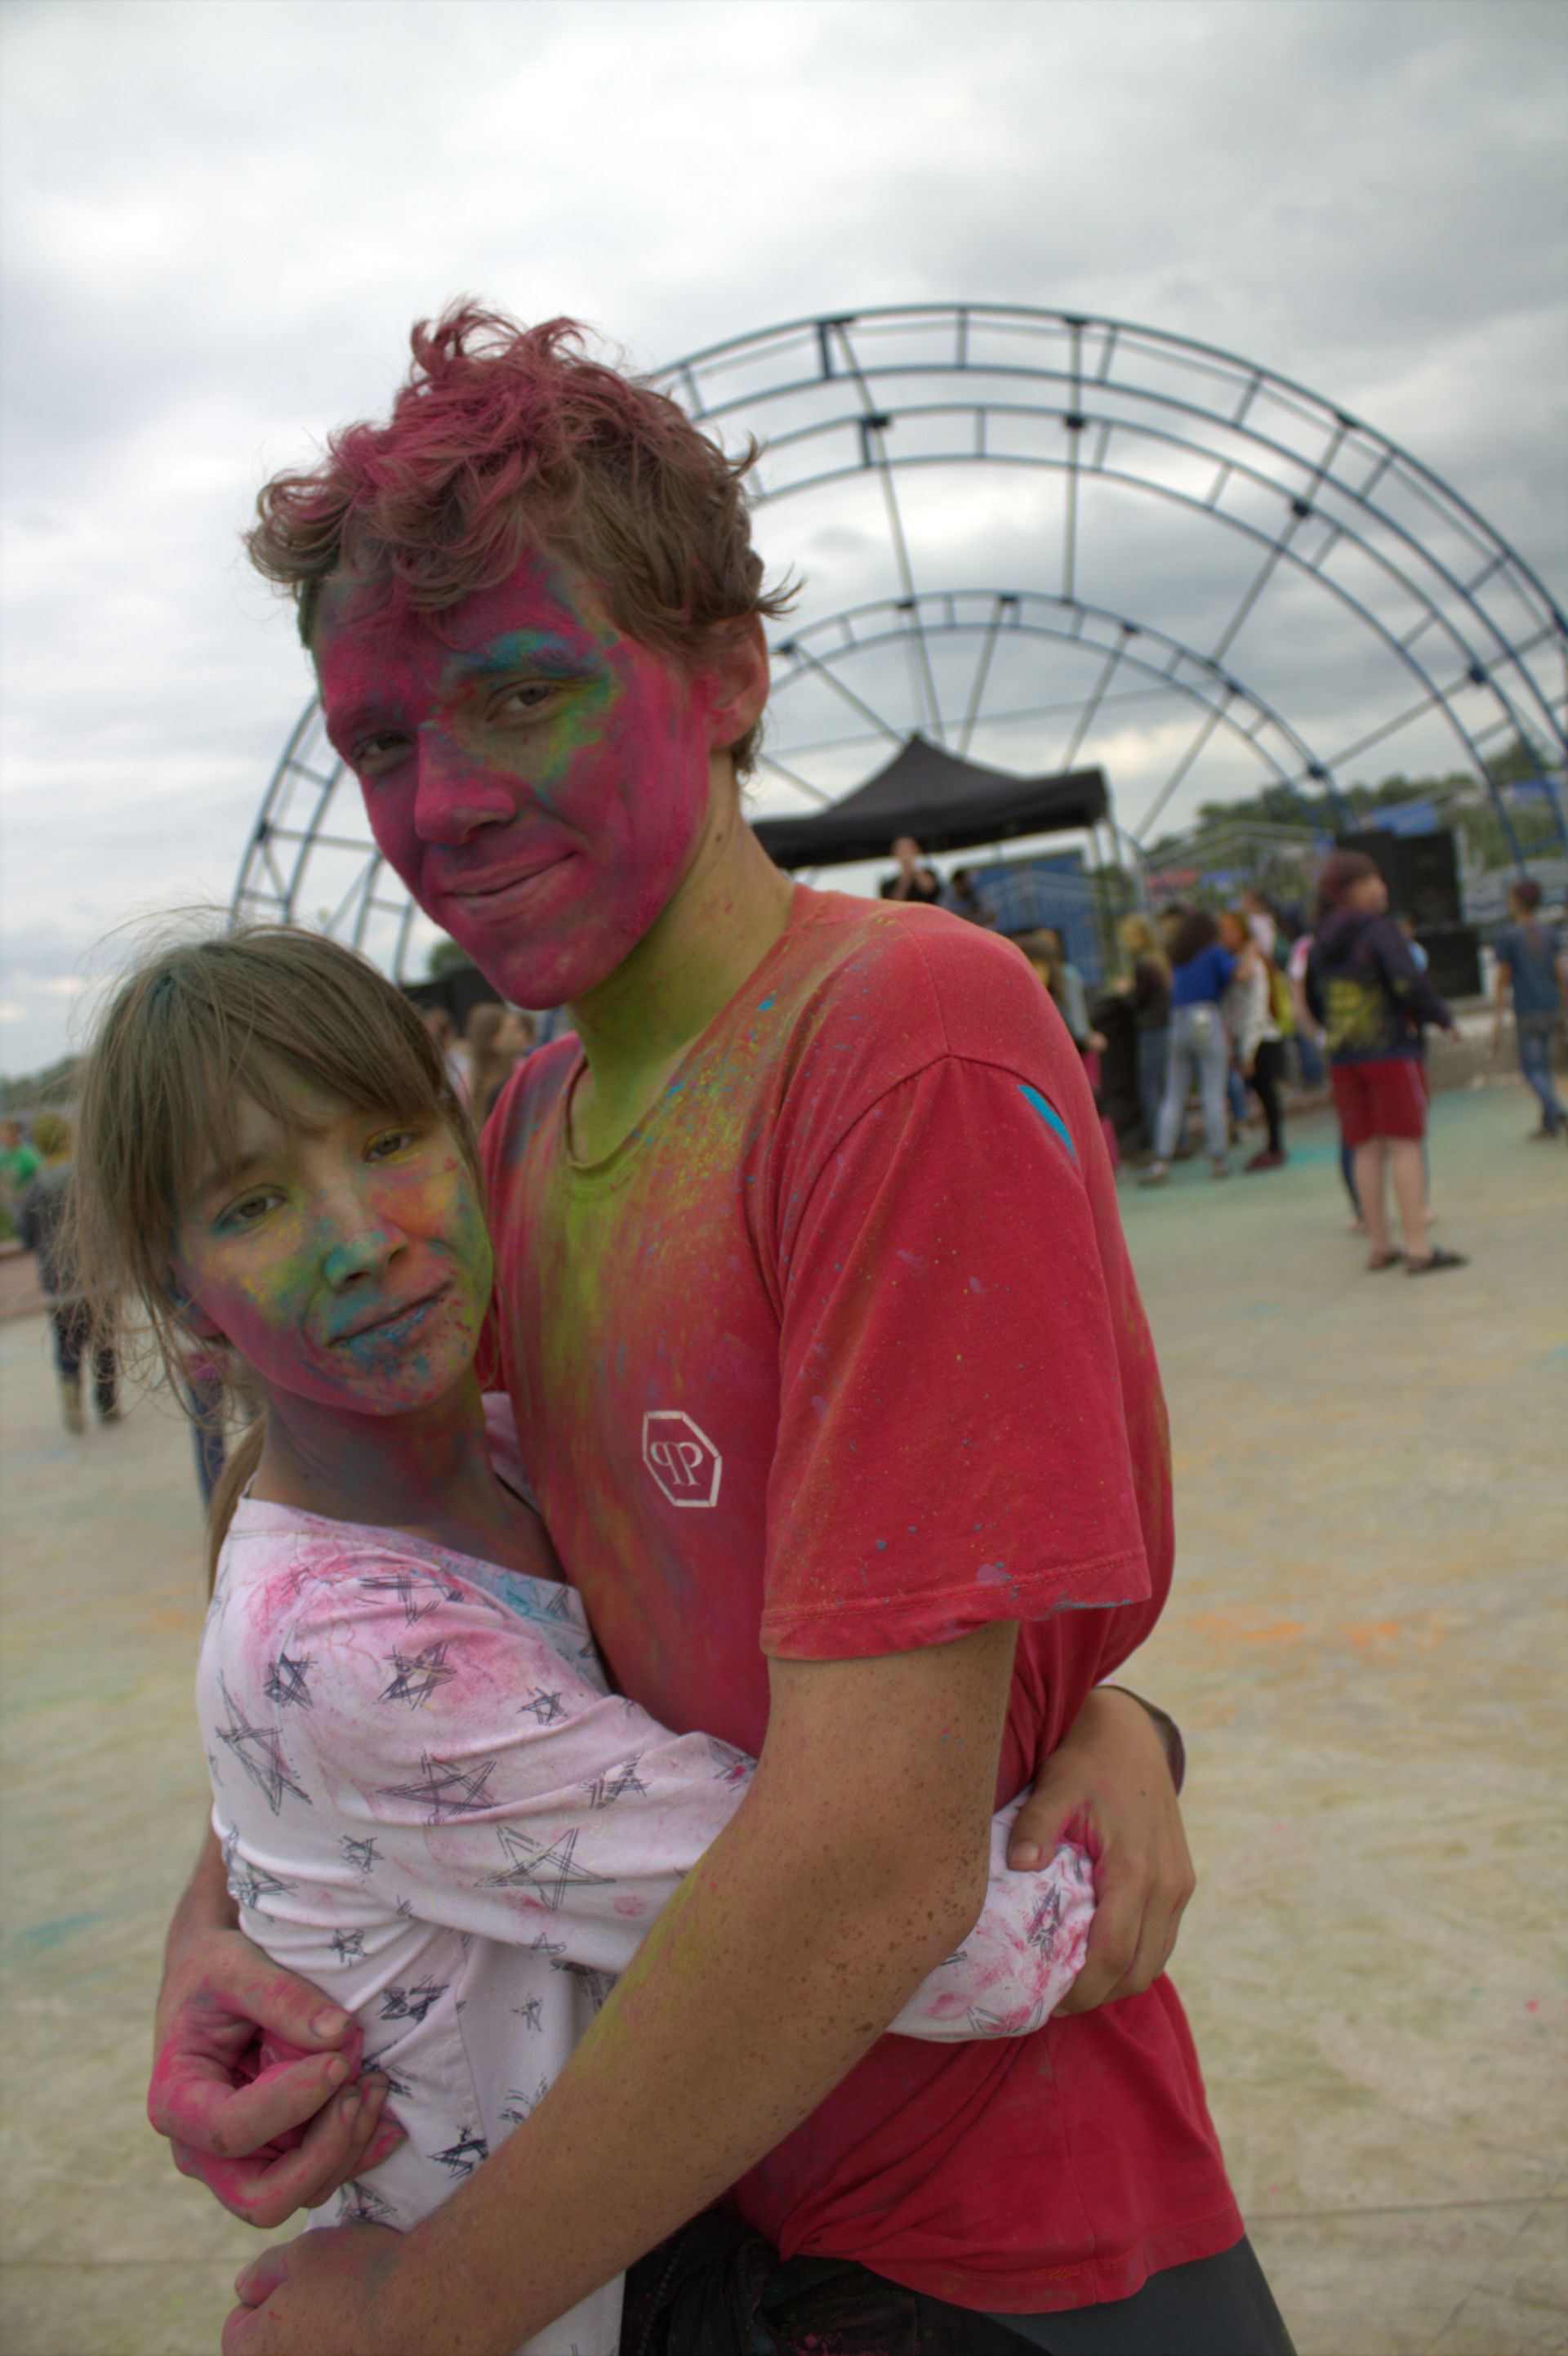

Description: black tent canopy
[752,734,1109,872]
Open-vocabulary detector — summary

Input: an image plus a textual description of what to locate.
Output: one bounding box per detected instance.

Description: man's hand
[151,1917,401,2228]
[1006,1684,1194,2015]
[222,2224,402,2356]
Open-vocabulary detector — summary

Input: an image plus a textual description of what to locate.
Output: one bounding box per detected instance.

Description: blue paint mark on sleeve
[757,996,777,1012]
[1018,1082,1077,1162]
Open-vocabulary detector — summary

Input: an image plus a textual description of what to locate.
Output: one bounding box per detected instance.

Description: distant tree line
[1144,735,1562,873]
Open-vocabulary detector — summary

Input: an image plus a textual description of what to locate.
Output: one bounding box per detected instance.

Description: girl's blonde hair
[1117,913,1168,979]
[73,924,480,1577]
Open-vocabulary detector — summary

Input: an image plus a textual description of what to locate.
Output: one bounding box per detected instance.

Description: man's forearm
[392,1787,983,2353]
[368,1623,1020,2356]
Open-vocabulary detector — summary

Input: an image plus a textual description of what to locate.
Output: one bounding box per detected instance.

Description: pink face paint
[313,548,715,1009]
[175,1077,491,1421]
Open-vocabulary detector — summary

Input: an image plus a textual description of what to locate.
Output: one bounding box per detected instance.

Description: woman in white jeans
[1141,908,1237,1184]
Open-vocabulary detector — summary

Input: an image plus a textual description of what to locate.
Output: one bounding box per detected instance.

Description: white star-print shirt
[200,1492,1095,2356]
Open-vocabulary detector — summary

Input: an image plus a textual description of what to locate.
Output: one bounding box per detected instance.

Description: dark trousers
[1247,1039,1286,1156]
[982,2235,1294,2353]
[50,1304,117,1415]
[623,2215,1295,2356]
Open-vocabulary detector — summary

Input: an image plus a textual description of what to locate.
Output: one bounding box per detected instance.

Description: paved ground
[1,1079,1563,2356]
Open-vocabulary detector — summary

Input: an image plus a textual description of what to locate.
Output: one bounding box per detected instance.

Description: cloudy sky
[2,0,1565,1076]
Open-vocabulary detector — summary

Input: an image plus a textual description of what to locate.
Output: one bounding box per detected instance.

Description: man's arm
[149,1829,397,2228]
[224,1622,1018,2356]
[154,1662,1191,2228]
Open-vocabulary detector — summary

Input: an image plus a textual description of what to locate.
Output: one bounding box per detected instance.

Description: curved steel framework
[234,304,1566,968]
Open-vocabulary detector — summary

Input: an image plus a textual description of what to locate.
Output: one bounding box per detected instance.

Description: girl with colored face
[176,1079,492,1426]
[75,925,1097,2356]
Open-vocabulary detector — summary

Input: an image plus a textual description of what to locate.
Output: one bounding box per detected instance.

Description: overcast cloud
[2,0,1565,1074]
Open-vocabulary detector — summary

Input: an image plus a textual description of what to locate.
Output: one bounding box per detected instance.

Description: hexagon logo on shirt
[642,1411,723,1509]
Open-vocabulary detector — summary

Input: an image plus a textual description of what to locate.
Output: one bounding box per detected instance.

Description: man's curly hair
[247,304,794,774]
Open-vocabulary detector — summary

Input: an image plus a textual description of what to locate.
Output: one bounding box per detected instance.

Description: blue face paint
[1018,1082,1076,1162]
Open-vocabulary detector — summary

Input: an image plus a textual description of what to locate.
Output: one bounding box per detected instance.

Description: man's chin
[444,928,622,1015]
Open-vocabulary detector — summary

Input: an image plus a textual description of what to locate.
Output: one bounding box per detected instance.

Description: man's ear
[697,618,770,754]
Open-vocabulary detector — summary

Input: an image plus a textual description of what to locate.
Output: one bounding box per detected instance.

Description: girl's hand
[149,1923,403,2227]
[222,2224,404,2356]
[1005,1685,1194,2015]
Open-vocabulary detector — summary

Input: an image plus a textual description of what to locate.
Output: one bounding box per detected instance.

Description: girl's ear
[167,1275,229,1348]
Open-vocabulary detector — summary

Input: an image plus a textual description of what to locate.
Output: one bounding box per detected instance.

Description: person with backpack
[1306,851,1465,1274]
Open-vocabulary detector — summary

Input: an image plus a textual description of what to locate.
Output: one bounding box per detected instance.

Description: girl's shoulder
[212,1496,601,1677]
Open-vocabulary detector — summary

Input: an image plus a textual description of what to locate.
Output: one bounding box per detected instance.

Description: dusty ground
[1,1080,1563,2356]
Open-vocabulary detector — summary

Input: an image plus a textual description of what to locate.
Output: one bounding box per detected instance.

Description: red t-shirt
[481,886,1240,2313]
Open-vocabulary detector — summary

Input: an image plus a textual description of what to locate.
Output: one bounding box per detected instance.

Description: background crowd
[1,849,1563,1465]
[879,837,1567,1273]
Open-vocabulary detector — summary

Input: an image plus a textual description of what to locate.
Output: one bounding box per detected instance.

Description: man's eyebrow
[457,632,586,675]
[323,694,409,745]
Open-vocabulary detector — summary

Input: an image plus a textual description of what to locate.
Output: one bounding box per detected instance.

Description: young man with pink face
[153,311,1294,2354]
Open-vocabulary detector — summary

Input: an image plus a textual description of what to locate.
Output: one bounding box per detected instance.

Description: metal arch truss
[663,306,1564,862]
[231,700,412,966]
[233,301,1567,969]
[763,589,1338,816]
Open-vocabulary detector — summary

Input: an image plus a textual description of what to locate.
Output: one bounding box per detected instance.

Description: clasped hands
[153,1685,1191,2353]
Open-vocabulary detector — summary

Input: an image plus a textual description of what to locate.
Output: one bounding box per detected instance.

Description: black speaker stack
[1341,828,1481,999]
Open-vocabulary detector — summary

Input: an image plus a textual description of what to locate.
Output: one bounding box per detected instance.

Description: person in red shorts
[1306,849,1466,1275]
[151,308,1294,2355]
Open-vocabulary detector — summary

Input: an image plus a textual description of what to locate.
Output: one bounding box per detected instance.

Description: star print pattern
[966,1992,1052,2040]
[379,1976,448,2025]
[706,1736,752,1786]
[378,1751,498,1822]
[358,1564,466,1624]
[552,1961,614,2012]
[487,1825,609,1912]
[359,2047,414,2099]
[499,2076,551,2127]
[581,1754,648,1809]
[380,1640,457,1707]
[429,2126,488,2177]
[338,2179,396,2226]
[264,1651,313,1708]
[198,1505,1094,2356]
[1027,1885,1066,1958]
[519,1687,566,1725]
[216,1678,310,1814]
[228,1857,297,1916]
